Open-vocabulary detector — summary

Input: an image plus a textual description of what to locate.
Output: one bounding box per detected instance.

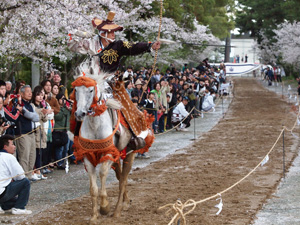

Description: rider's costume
[68,11,154,149]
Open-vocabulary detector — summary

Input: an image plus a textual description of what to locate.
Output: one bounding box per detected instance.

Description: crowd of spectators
[0,70,75,184]
[262,66,283,86]
[123,60,229,134]
[0,59,230,182]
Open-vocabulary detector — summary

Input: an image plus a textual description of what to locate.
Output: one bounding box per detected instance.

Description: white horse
[72,76,136,223]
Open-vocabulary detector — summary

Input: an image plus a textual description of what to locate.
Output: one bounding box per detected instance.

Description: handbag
[52,114,68,147]
[52,131,68,147]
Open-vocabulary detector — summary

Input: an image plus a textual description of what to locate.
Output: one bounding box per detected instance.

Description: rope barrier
[155,107,195,136]
[193,94,232,115]
[155,81,234,136]
[5,76,298,222]
[0,153,74,183]
[158,92,300,225]
[139,102,179,112]
[0,126,74,182]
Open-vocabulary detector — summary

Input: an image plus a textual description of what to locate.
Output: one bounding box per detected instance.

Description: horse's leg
[112,160,121,180]
[112,160,130,211]
[113,152,135,217]
[99,160,113,215]
[114,125,133,211]
[84,157,99,224]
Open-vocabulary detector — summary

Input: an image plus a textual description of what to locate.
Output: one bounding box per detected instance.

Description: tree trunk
[31,60,40,88]
[224,34,231,63]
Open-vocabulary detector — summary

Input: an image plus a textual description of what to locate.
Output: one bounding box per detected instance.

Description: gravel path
[254,78,300,225]
[3,75,299,225]
[0,82,233,225]
[17,77,299,225]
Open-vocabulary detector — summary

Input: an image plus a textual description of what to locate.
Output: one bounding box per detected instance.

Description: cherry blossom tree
[257,21,300,76]
[256,33,278,65]
[273,22,300,69]
[0,0,220,77]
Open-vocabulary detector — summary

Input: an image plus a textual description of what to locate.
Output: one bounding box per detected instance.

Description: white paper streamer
[201,112,204,118]
[291,132,299,139]
[65,160,69,174]
[296,102,299,106]
[288,85,291,90]
[261,155,269,167]
[215,194,223,215]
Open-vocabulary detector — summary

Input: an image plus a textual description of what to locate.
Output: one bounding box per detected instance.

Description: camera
[0,114,15,127]
[10,94,20,99]
[64,98,73,106]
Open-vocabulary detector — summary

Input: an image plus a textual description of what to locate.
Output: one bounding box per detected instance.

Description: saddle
[111,80,147,137]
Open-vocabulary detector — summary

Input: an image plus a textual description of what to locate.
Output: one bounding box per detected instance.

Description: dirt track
[19,77,299,225]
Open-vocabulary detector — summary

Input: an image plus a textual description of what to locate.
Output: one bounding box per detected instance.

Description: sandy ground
[253,78,300,225]
[15,77,300,224]
[0,80,231,225]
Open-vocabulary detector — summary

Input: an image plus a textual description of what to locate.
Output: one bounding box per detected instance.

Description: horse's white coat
[74,83,133,223]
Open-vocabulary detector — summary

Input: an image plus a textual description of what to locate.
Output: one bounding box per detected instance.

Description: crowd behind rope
[0,59,230,214]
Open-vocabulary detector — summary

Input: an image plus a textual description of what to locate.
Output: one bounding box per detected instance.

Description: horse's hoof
[89,216,98,225]
[113,211,121,218]
[100,202,111,215]
[123,201,131,211]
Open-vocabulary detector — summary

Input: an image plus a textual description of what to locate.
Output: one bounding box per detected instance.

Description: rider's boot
[74,121,82,136]
[127,137,146,151]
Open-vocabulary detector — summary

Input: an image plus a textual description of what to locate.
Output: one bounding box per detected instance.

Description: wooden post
[283,128,285,179]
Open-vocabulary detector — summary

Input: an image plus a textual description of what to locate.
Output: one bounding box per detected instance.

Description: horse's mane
[73,58,122,110]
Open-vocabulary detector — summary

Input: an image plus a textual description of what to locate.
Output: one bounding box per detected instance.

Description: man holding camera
[15,85,39,180]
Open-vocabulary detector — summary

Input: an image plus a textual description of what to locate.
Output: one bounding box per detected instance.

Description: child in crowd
[158,105,166,133]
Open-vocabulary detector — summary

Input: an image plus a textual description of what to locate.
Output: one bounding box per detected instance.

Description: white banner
[224,63,261,76]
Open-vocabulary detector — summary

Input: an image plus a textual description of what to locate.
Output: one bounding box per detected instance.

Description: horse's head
[70,60,122,121]
[71,77,99,121]
[74,85,95,121]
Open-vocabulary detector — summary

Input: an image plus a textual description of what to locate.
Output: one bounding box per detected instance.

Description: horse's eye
[90,90,93,93]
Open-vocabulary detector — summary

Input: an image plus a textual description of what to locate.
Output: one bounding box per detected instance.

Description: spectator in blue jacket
[15,85,39,180]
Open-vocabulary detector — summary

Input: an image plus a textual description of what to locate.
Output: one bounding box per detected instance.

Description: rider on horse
[68,11,161,150]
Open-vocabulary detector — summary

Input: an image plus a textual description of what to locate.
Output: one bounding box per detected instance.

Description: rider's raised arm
[67,31,99,56]
[118,40,153,57]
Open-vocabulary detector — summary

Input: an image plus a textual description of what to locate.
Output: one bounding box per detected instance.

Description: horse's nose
[75,110,86,119]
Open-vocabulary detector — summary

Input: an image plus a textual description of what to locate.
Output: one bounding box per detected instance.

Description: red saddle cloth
[112,81,147,136]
